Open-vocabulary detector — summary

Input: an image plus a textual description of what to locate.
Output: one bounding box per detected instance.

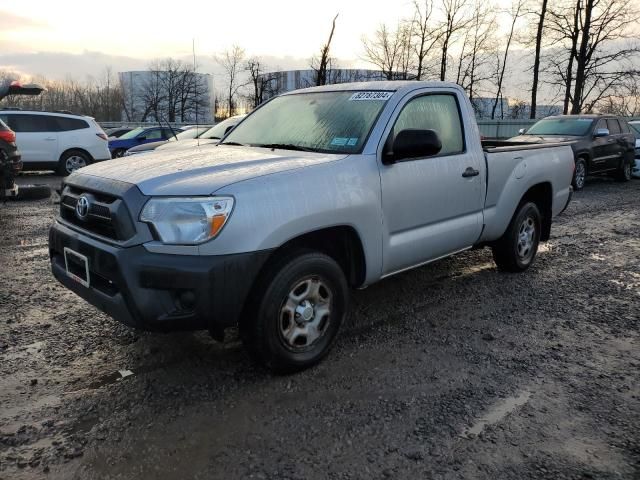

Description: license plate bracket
[63,247,90,288]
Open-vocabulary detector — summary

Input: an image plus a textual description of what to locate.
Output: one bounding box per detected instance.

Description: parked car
[153,115,246,153]
[628,120,640,179]
[0,110,111,175]
[106,127,133,139]
[509,115,636,190]
[108,127,179,158]
[49,81,574,372]
[124,125,213,156]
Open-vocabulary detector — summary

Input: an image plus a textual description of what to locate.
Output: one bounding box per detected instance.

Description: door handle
[607,139,615,143]
[44,137,56,141]
[462,167,480,178]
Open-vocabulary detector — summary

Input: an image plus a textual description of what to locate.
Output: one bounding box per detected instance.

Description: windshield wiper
[220,141,247,146]
[253,143,316,152]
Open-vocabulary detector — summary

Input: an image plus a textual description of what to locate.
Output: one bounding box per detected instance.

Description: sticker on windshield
[331,137,359,147]
[349,91,393,101]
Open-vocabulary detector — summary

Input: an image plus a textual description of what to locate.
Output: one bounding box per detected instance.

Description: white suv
[0,110,111,175]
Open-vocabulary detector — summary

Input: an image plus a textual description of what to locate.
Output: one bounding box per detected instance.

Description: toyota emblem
[76,195,90,220]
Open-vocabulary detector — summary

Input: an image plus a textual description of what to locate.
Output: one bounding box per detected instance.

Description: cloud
[0,11,48,30]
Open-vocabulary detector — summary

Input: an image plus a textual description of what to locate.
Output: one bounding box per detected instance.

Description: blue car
[108,127,178,158]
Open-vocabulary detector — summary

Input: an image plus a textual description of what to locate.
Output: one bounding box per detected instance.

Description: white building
[118,71,215,123]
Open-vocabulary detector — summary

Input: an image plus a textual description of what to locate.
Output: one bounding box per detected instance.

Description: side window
[606,119,621,135]
[392,94,464,156]
[619,120,630,134]
[11,114,50,133]
[53,117,89,131]
[161,128,174,139]
[596,119,607,133]
[144,129,164,140]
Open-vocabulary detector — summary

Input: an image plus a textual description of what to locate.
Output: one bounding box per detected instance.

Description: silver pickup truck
[49,81,574,372]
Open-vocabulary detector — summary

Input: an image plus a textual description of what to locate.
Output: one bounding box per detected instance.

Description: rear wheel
[240,250,348,373]
[572,158,587,190]
[58,150,90,176]
[14,184,51,201]
[492,202,541,272]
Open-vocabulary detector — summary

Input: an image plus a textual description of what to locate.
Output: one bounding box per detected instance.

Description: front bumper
[49,221,271,334]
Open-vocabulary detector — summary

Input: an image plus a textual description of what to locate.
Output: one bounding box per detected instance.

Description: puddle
[463,390,531,438]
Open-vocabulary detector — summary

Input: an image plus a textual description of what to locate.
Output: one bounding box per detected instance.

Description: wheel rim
[624,163,631,179]
[278,276,332,350]
[575,162,586,188]
[65,155,87,173]
[114,150,124,158]
[517,216,536,260]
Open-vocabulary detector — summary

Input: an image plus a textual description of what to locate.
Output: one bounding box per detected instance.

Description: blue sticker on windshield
[331,137,349,146]
[347,138,358,146]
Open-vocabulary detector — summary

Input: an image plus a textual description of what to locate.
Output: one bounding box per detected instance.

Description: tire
[240,250,349,373]
[572,158,587,190]
[14,184,51,201]
[615,160,631,182]
[492,202,542,273]
[58,150,90,176]
[112,149,125,159]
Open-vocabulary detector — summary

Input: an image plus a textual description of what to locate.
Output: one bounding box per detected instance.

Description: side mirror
[385,129,442,164]
[518,128,526,134]
[137,136,147,141]
[594,128,609,138]
[224,125,236,135]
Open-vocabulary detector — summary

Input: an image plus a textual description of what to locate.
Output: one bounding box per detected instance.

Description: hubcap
[575,163,586,188]
[66,155,87,173]
[624,164,631,179]
[517,216,536,260]
[279,277,332,350]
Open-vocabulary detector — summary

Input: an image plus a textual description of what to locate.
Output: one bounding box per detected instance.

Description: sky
[0,0,517,77]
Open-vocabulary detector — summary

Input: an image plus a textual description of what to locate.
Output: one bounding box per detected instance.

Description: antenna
[193,38,200,147]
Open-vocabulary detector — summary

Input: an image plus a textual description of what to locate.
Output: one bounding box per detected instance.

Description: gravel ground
[1,173,639,480]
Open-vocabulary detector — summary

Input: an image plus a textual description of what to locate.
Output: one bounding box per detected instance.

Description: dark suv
[0,118,21,195]
[509,115,636,190]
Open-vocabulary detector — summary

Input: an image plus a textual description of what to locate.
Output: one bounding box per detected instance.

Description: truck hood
[509,134,581,143]
[77,144,347,196]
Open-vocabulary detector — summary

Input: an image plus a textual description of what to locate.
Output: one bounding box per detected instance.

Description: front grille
[59,186,135,241]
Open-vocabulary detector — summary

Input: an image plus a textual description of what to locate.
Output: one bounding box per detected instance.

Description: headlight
[140,196,234,245]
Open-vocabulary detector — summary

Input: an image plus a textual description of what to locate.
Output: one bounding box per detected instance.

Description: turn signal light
[96,133,108,141]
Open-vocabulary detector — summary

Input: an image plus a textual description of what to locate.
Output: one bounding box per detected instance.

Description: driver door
[378,91,485,276]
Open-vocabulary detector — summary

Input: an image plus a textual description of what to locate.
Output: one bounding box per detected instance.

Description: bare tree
[530,0,549,118]
[455,1,497,101]
[411,0,441,80]
[491,0,526,119]
[362,22,412,80]
[216,45,246,117]
[437,0,474,81]
[546,0,640,114]
[311,14,339,86]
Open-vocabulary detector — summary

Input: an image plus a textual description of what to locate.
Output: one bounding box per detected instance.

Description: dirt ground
[1,173,638,480]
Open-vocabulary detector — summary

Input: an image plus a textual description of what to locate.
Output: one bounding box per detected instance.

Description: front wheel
[240,250,349,373]
[492,202,542,272]
[615,161,631,182]
[572,158,587,190]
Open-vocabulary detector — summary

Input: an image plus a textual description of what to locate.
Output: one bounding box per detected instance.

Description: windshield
[170,126,210,141]
[221,90,392,153]
[526,118,594,136]
[118,127,145,140]
[201,117,243,140]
